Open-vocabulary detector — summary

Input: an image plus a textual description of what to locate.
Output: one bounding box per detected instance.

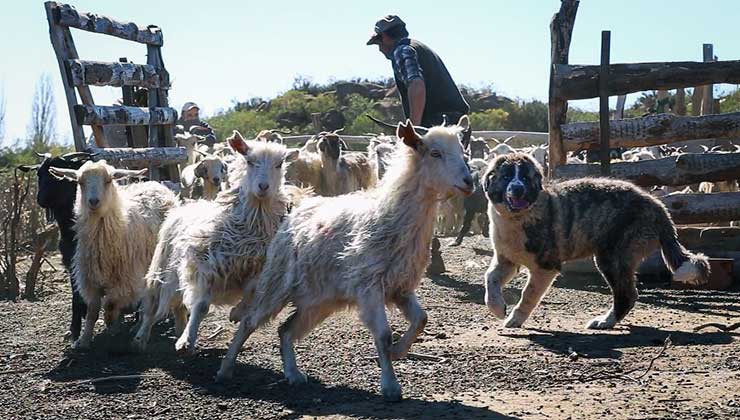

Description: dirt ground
[1,234,739,419]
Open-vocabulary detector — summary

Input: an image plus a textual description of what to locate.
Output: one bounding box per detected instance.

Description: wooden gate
[45,2,185,181]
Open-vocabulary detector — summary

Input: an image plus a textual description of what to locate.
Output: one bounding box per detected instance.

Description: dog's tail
[659,222,710,286]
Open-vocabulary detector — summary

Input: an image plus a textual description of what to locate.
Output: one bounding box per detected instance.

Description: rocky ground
[1,235,738,419]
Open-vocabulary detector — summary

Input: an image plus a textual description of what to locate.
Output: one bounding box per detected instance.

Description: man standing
[175,102,217,147]
[367,15,469,127]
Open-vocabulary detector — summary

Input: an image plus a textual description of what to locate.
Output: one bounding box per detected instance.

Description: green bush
[469,109,508,131]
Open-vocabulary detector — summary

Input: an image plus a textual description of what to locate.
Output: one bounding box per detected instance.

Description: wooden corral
[548,0,740,287]
[45,2,183,181]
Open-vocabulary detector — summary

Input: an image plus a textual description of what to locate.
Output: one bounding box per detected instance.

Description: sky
[1,0,739,145]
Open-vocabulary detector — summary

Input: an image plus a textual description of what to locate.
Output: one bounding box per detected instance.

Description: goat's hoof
[63,330,73,342]
[585,314,616,330]
[130,337,147,353]
[215,369,233,383]
[502,310,525,328]
[72,338,90,350]
[381,383,403,402]
[448,239,461,247]
[286,370,308,385]
[174,338,196,356]
[228,307,244,323]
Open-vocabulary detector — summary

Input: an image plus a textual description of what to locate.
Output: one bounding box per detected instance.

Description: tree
[0,85,6,142]
[27,74,57,152]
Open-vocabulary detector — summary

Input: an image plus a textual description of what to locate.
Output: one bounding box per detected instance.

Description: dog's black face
[483,153,543,214]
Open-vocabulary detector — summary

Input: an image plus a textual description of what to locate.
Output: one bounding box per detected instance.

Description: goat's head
[19,152,93,211]
[227,130,298,200]
[316,131,349,161]
[396,115,473,197]
[49,160,146,214]
[194,151,228,188]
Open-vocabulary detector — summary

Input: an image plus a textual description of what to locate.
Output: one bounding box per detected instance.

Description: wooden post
[701,44,714,116]
[675,88,686,116]
[120,57,135,148]
[615,95,626,120]
[599,30,611,176]
[45,2,86,151]
[547,0,580,173]
[691,86,703,116]
[311,113,322,132]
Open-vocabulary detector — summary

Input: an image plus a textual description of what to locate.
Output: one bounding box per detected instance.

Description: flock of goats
[19,113,737,402]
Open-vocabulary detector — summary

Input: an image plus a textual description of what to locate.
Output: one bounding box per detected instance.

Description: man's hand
[407,78,426,126]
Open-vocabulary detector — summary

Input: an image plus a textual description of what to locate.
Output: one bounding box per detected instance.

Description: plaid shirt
[391,38,424,84]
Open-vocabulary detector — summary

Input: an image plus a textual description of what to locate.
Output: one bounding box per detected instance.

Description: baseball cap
[181,102,199,114]
[366,15,406,45]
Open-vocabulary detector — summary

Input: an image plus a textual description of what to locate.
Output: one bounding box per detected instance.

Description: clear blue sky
[1,0,739,145]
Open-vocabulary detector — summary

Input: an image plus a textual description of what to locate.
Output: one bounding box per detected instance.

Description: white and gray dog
[482,153,709,329]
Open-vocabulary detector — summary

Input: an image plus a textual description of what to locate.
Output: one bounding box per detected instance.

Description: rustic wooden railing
[45,2,182,181]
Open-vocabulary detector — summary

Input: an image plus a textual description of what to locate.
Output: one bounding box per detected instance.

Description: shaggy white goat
[316,132,377,196]
[216,117,474,402]
[367,136,396,180]
[132,131,296,353]
[49,161,178,349]
[180,151,229,200]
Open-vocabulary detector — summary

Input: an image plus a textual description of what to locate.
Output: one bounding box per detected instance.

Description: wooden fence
[547,0,740,227]
[45,2,185,181]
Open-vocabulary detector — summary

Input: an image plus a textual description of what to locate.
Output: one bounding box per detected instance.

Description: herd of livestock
[19,116,740,401]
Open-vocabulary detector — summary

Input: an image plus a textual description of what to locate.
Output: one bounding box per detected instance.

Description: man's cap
[181,102,199,114]
[366,15,406,45]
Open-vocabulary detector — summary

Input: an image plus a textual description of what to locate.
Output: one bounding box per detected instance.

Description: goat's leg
[359,296,402,402]
[216,316,259,382]
[69,289,87,341]
[278,304,335,385]
[485,253,519,319]
[173,304,188,336]
[132,293,158,352]
[73,294,101,350]
[503,269,558,328]
[390,293,427,360]
[175,295,210,355]
[451,208,475,246]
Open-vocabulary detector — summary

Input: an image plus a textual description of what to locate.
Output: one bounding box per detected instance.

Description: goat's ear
[227,130,249,155]
[456,115,470,131]
[17,164,40,173]
[49,167,79,182]
[112,168,147,180]
[194,162,207,178]
[285,149,300,163]
[397,119,422,151]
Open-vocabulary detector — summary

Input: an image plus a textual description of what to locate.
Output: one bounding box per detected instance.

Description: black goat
[19,152,92,340]
[450,169,489,246]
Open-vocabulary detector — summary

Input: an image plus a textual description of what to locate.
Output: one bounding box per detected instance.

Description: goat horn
[62,151,93,160]
[35,152,52,159]
[365,114,429,135]
[270,129,292,135]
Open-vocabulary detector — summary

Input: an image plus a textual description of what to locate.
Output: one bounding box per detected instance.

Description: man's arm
[407,78,426,126]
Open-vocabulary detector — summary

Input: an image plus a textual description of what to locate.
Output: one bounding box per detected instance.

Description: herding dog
[483,153,710,329]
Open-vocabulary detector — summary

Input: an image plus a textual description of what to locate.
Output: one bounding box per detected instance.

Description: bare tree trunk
[28,74,57,152]
[1,171,32,300]
[0,86,6,142]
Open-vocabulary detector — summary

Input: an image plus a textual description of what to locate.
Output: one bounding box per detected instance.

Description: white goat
[367,136,396,180]
[175,132,206,166]
[132,132,296,354]
[316,132,377,196]
[180,151,229,200]
[216,117,474,402]
[49,161,178,349]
